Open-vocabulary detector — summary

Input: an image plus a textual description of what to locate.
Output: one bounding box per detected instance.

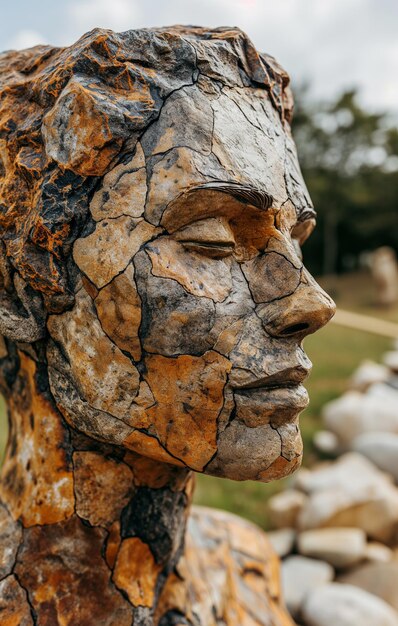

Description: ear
[42,74,156,177]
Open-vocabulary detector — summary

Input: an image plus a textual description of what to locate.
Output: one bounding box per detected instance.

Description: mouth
[231,369,310,427]
[233,366,310,391]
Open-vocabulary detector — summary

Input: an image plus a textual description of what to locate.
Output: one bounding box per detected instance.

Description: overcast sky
[1,0,397,113]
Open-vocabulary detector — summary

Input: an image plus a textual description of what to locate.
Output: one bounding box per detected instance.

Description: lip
[234,383,309,408]
[233,384,309,429]
[232,371,310,428]
[231,365,311,391]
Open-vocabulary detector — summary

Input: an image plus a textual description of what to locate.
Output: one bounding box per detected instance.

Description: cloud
[68,0,141,33]
[0,0,397,113]
[6,29,45,50]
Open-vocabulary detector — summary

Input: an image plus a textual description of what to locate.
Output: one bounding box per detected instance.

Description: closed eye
[181,240,235,258]
[174,217,236,258]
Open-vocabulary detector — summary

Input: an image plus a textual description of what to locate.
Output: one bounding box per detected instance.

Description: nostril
[280,322,310,336]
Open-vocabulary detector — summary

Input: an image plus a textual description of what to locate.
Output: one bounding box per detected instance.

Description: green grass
[293,323,391,464]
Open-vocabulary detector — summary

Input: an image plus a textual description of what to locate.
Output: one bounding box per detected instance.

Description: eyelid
[181,241,234,258]
[174,218,236,246]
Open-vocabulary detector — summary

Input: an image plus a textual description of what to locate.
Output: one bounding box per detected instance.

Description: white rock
[353,432,398,482]
[268,489,307,529]
[302,583,398,626]
[295,452,391,494]
[323,385,398,447]
[364,542,393,563]
[267,528,295,558]
[383,351,398,373]
[297,453,398,542]
[281,555,334,618]
[339,563,398,611]
[313,430,340,455]
[322,391,363,447]
[297,527,366,568]
[350,360,390,391]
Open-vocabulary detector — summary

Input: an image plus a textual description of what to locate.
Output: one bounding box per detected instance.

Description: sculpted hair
[0,25,293,343]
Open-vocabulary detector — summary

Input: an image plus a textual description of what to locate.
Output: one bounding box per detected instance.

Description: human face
[46,83,335,482]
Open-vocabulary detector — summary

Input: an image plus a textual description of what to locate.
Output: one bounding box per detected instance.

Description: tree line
[293,89,398,276]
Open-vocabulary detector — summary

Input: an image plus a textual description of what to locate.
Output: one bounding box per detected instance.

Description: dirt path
[331,309,398,339]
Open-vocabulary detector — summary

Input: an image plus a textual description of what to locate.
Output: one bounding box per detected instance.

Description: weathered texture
[73,451,135,527]
[0,352,75,527]
[0,575,33,626]
[94,263,142,361]
[0,505,22,579]
[0,24,334,625]
[47,287,141,416]
[156,507,295,626]
[114,537,163,607]
[14,517,134,625]
[143,351,231,469]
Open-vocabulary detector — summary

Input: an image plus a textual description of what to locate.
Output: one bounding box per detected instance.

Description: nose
[257,269,336,338]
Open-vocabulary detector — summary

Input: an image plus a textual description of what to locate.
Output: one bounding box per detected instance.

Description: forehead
[140,82,313,227]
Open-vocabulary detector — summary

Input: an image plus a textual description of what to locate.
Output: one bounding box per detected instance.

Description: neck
[0,349,192,625]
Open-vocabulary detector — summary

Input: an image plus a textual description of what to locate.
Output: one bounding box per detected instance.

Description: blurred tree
[292,88,398,276]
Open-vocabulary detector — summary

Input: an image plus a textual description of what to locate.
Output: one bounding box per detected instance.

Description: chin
[205,418,303,482]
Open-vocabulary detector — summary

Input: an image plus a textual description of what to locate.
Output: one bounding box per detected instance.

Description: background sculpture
[0,26,335,625]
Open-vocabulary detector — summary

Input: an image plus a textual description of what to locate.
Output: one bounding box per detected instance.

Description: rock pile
[268,343,398,625]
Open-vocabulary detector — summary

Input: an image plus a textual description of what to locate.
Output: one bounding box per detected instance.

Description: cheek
[47,288,140,418]
[146,238,232,302]
[241,233,303,304]
[134,243,253,356]
[131,352,232,471]
[134,250,217,356]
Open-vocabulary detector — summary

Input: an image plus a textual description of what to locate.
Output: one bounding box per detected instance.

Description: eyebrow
[195,181,317,222]
[195,181,273,211]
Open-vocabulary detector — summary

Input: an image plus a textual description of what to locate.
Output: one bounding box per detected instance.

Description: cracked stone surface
[0,25,334,625]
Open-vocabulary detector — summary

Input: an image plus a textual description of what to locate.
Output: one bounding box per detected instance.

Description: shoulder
[156,505,294,626]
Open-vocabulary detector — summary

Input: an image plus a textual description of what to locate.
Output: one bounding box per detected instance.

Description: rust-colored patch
[105,522,122,570]
[14,517,133,626]
[123,430,186,467]
[124,451,190,490]
[42,73,155,178]
[0,352,74,527]
[0,334,7,359]
[81,275,98,300]
[144,351,231,470]
[113,537,162,607]
[73,451,134,527]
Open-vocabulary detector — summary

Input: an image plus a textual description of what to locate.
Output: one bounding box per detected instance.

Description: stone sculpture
[370,246,398,307]
[0,26,335,625]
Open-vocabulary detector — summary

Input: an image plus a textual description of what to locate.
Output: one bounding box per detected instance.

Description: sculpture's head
[0,26,335,482]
